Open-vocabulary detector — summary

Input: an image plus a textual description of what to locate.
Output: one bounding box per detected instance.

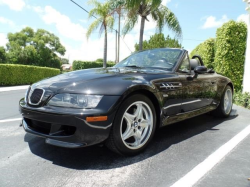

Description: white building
[243,0,250,93]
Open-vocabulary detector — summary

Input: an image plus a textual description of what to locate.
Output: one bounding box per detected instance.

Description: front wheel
[212,85,233,117]
[106,94,156,156]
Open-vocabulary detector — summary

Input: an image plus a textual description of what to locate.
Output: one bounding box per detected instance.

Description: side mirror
[194,66,207,74]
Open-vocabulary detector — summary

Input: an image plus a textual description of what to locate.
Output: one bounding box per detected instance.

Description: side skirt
[162,105,217,126]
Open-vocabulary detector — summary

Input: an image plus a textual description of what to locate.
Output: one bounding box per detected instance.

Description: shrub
[96,58,104,62]
[234,91,250,110]
[72,61,115,70]
[0,64,60,86]
[190,38,215,68]
[135,34,182,51]
[214,20,247,91]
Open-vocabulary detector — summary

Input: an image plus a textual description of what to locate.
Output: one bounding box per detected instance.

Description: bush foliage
[214,21,247,91]
[234,91,250,110]
[0,64,60,86]
[73,61,115,70]
[135,33,182,51]
[190,38,215,68]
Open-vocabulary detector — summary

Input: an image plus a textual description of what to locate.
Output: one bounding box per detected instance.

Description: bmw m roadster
[20,48,233,155]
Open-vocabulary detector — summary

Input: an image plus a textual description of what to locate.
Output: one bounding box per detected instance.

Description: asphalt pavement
[0,89,250,187]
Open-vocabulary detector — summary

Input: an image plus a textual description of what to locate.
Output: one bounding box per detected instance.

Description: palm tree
[109,0,126,62]
[86,0,114,68]
[123,0,182,51]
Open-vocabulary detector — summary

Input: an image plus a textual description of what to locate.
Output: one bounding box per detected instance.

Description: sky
[0,0,249,63]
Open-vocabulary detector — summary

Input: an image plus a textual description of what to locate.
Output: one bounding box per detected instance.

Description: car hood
[32,67,172,94]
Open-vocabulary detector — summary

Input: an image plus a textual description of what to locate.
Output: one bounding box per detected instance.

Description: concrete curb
[0,85,29,92]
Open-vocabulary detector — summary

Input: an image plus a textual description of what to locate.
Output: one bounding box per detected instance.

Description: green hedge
[234,91,250,110]
[214,20,247,91]
[0,64,60,86]
[190,38,215,68]
[73,60,115,70]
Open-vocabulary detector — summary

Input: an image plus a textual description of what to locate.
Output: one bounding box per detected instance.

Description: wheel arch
[120,88,162,129]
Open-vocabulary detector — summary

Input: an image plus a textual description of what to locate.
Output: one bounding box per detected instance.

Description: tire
[212,85,233,118]
[106,94,156,156]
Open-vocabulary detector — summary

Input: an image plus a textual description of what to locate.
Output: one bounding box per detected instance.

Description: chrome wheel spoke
[134,103,143,120]
[124,112,134,125]
[131,130,142,147]
[122,127,134,140]
[140,119,149,129]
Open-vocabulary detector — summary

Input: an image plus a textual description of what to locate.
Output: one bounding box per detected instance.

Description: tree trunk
[139,16,146,51]
[118,11,121,62]
[103,28,107,68]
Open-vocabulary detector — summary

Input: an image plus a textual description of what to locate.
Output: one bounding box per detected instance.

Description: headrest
[190,59,199,70]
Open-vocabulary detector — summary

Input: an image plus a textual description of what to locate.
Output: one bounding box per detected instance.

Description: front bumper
[19,96,120,148]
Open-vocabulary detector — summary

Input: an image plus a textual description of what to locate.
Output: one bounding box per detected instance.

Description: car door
[176,53,204,112]
[177,53,217,113]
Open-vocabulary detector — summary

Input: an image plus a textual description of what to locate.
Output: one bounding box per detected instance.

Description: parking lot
[0,89,250,187]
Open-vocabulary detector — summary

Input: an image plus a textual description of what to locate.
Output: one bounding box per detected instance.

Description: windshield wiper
[124,65,141,68]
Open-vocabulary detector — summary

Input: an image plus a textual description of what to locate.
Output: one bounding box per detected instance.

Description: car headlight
[47,94,103,109]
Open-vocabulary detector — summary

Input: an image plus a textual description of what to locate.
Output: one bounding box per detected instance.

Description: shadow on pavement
[24,112,238,170]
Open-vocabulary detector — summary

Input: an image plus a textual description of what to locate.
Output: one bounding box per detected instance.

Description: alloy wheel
[224,88,232,115]
[120,101,153,150]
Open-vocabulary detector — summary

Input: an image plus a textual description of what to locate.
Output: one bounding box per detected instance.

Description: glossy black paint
[19,48,233,148]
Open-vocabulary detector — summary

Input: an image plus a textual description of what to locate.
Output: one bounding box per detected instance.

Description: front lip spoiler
[45,139,86,148]
[22,120,87,148]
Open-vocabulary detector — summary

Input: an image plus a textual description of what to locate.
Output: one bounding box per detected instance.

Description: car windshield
[114,48,183,71]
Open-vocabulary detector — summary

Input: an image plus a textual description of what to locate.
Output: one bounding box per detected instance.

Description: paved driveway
[0,89,250,187]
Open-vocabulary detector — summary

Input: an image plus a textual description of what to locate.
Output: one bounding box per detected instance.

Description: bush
[72,61,115,70]
[135,34,182,51]
[234,91,250,110]
[0,64,60,86]
[214,20,247,91]
[96,58,104,62]
[190,38,215,68]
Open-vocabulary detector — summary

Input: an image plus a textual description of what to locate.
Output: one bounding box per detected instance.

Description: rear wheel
[212,85,233,117]
[106,94,156,156]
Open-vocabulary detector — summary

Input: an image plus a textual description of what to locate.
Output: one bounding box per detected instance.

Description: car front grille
[29,88,44,105]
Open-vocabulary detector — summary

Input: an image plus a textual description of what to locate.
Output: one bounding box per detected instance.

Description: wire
[70,0,97,19]
[69,0,133,52]
[121,36,132,53]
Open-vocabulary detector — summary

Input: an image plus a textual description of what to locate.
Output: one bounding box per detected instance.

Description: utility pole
[243,0,250,93]
[115,30,118,63]
[118,10,121,63]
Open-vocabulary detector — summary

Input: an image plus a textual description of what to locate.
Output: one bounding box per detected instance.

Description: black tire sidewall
[112,94,156,155]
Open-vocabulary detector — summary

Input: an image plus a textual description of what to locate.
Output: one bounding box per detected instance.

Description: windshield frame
[114,48,185,72]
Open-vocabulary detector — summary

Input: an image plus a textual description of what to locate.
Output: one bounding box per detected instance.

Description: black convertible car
[20,48,233,155]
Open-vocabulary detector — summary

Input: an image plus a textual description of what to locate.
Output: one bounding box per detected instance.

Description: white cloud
[32,5,138,63]
[32,6,43,13]
[37,6,88,41]
[161,0,171,6]
[0,33,8,47]
[201,15,229,29]
[237,14,249,26]
[0,0,25,11]
[0,16,15,26]
[62,32,136,63]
